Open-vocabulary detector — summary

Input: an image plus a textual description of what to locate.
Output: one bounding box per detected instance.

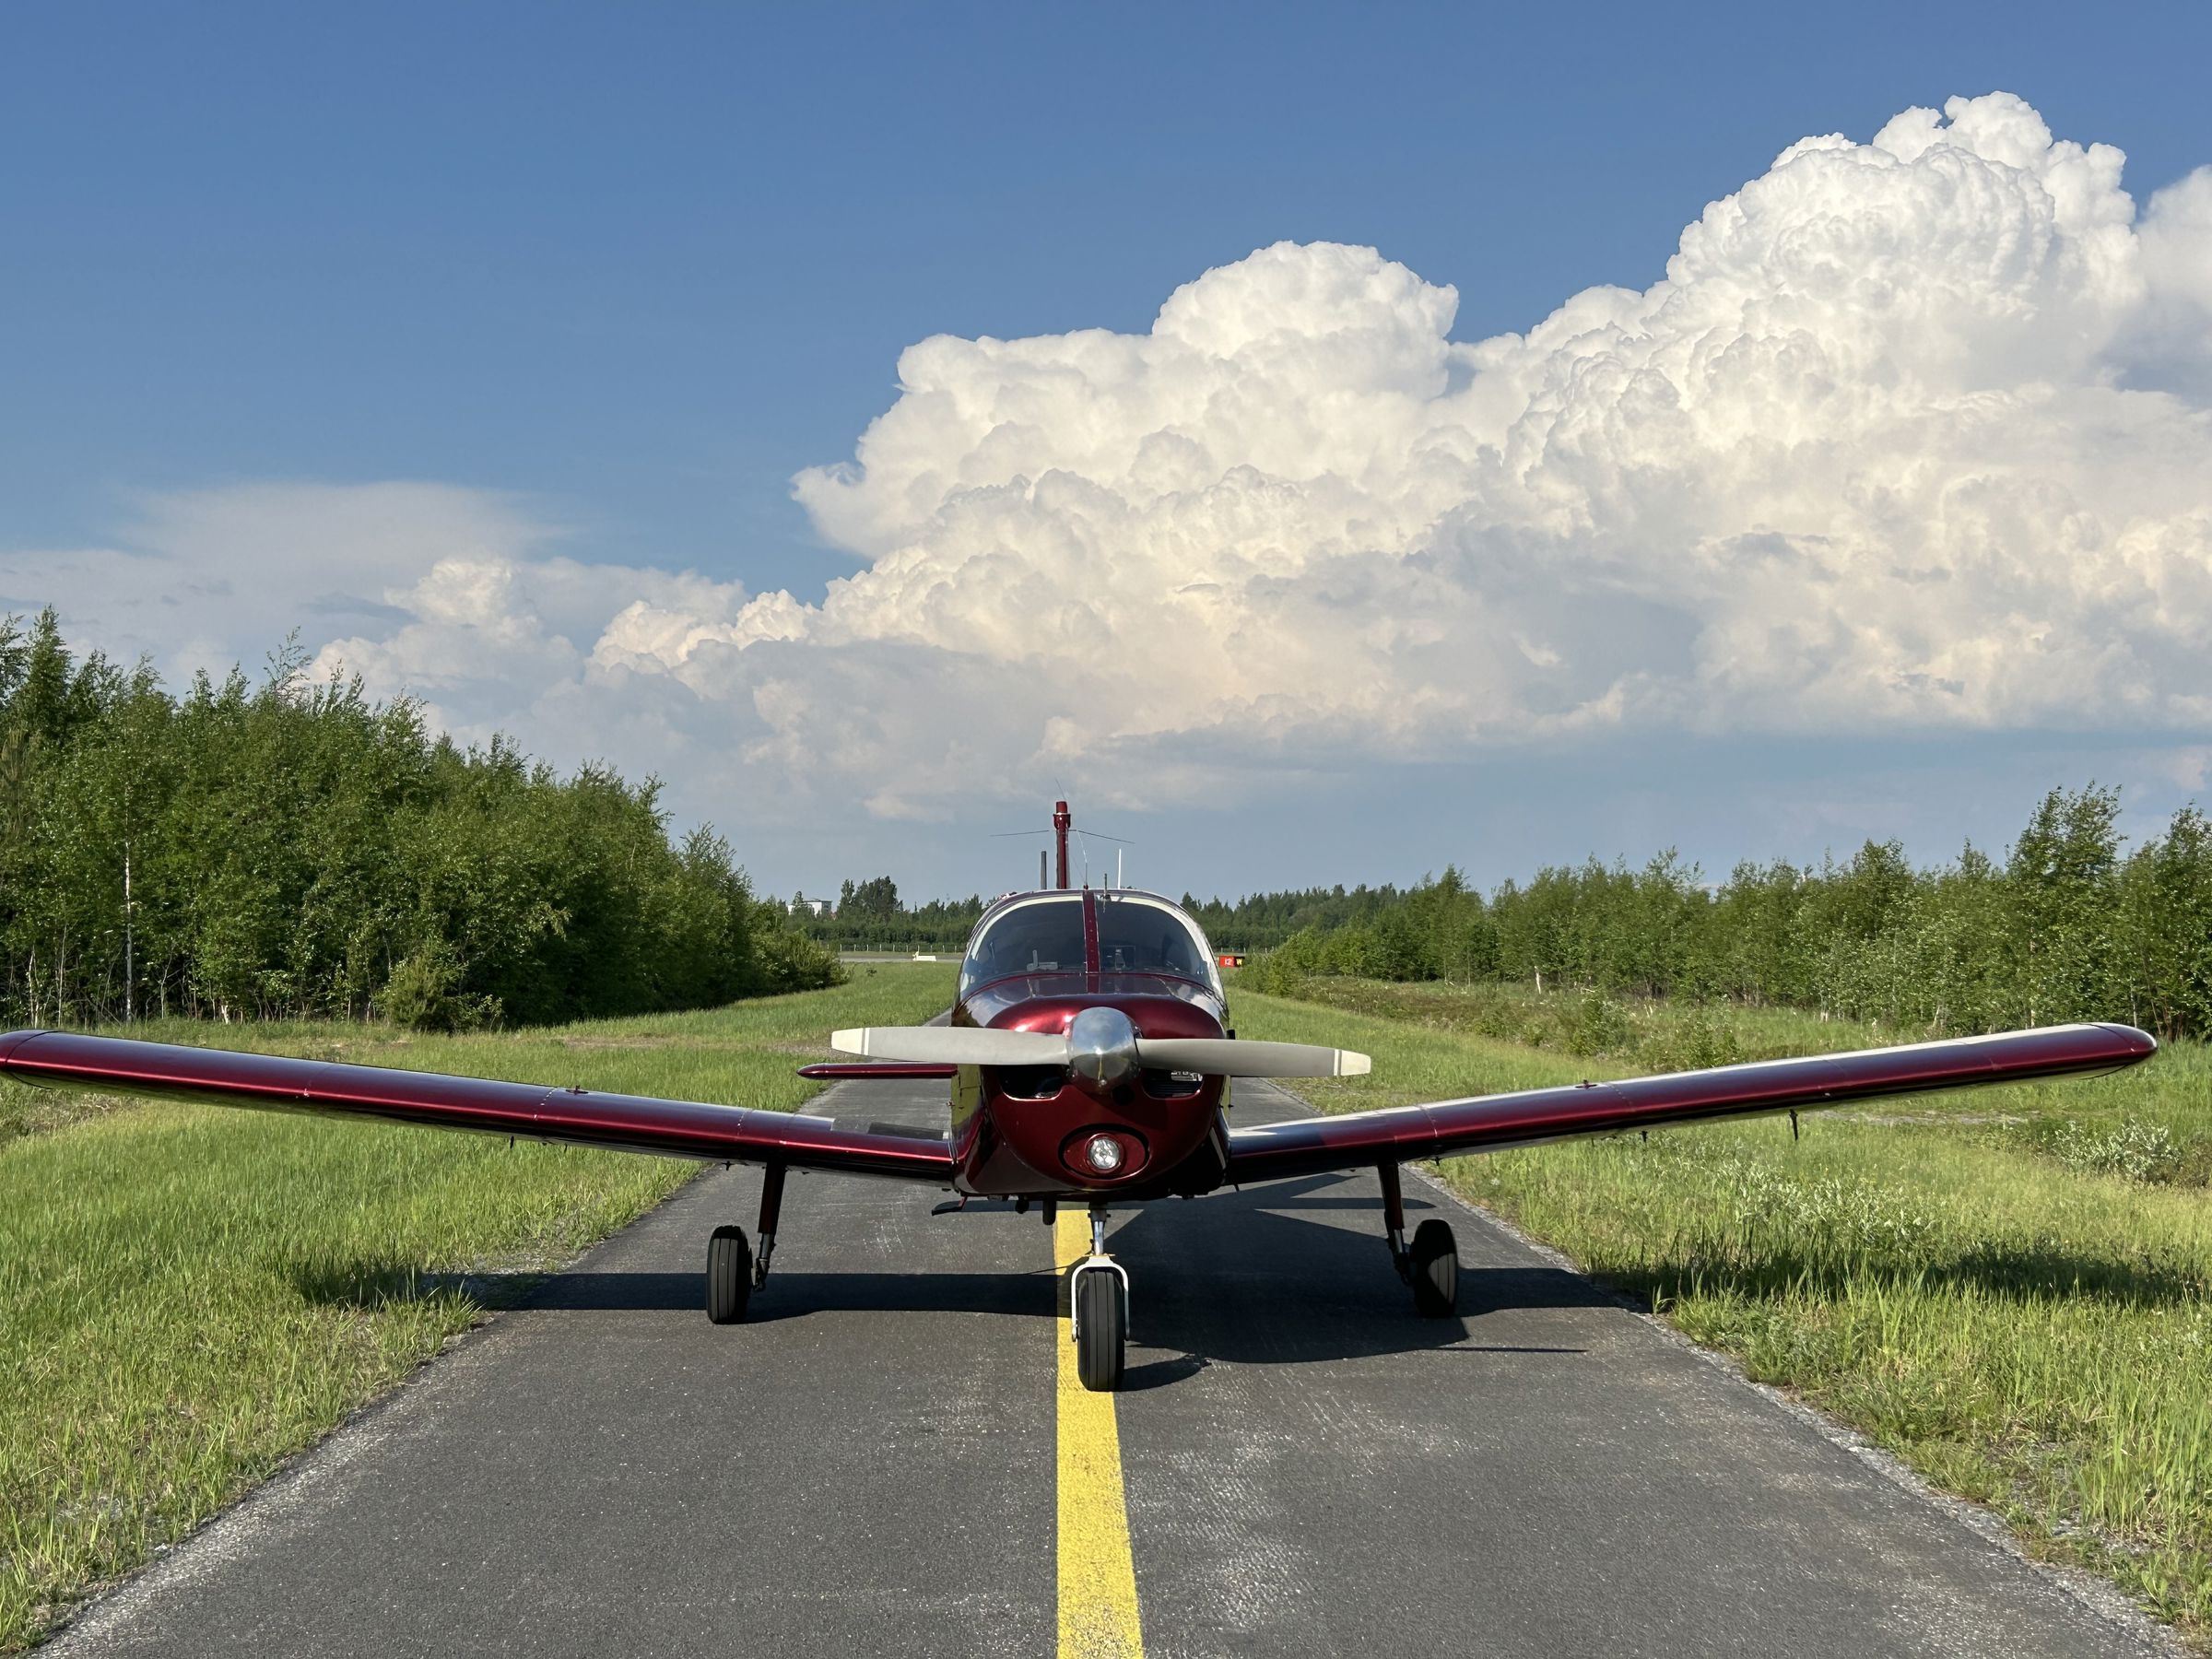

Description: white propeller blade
[830,1028,1070,1065]
[1134,1038,1371,1078]
[830,1026,1370,1078]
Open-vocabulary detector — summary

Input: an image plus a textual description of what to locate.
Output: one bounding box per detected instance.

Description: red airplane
[0,802,2159,1391]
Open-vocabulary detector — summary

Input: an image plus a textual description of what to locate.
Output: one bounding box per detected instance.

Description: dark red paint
[948,973,1230,1199]
[0,1030,953,1179]
[1218,1022,2159,1183]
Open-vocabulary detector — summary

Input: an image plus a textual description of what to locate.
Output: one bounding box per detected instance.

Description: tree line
[795,877,985,953]
[798,874,1407,956]
[0,611,839,1030]
[1236,785,2212,1041]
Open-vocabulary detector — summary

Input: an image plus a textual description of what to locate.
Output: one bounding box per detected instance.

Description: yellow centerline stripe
[1055,1210,1147,1659]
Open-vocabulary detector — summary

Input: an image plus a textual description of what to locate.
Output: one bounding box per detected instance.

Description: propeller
[830,1016,1371,1080]
[1117,1038,1370,1078]
[830,1027,1069,1066]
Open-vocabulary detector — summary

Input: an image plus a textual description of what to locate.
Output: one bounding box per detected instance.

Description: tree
[2007,784,2124,1025]
[0,614,840,1030]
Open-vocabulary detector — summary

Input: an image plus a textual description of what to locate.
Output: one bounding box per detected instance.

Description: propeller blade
[1132,1038,1371,1078]
[830,1027,1072,1066]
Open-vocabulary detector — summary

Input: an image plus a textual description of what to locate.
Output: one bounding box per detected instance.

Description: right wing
[0,1030,955,1181]
[1222,1022,2158,1184]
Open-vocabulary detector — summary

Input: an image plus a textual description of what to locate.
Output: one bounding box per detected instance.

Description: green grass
[1234,978,2212,1647]
[0,963,957,1652]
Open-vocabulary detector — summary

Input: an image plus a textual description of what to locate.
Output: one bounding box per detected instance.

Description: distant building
[787,897,833,918]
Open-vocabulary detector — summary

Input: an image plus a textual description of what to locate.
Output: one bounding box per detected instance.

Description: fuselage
[947,888,1234,1201]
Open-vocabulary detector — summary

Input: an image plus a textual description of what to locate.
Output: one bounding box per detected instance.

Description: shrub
[2045,1118,2182,1183]
[1567,991,1634,1056]
[378,947,500,1033]
[1637,1002,1745,1073]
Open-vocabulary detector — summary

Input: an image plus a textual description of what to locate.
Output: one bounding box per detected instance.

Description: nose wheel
[1070,1203,1129,1391]
[1074,1264,1127,1390]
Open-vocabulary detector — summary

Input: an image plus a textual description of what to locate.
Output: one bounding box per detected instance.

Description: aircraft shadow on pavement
[742,1271,1054,1323]
[286,1171,1604,1383]
[515,1264,1064,1317]
[284,1166,2197,1395]
[509,1269,1059,1318]
[1093,1172,1605,1373]
[1227,1194,1441,1211]
[292,1265,1063,1318]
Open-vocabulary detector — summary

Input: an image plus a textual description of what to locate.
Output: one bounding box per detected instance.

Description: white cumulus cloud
[14,92,2212,836]
[598,91,2210,818]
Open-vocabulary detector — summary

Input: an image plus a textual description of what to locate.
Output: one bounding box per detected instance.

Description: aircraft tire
[706,1225,752,1324]
[1075,1268,1125,1392]
[1409,1218,1458,1317]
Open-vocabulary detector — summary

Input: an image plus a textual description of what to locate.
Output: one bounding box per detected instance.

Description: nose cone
[1066,1006,1138,1088]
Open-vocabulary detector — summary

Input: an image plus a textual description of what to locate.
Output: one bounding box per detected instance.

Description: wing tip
[1338,1052,1372,1077]
[2098,1021,2159,1061]
[830,1028,867,1056]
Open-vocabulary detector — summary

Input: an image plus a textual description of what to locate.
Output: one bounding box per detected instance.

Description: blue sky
[6,4,2212,901]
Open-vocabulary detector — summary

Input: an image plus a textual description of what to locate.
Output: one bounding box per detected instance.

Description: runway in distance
[0,802,2159,1391]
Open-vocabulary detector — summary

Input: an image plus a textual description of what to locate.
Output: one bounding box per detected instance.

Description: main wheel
[1409,1218,1459,1317]
[706,1225,752,1324]
[1075,1268,1125,1392]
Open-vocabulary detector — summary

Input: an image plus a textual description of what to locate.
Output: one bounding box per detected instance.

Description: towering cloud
[577,92,2212,815]
[24,94,2211,829]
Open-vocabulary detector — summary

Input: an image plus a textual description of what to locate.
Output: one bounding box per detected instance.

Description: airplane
[0,801,2159,1392]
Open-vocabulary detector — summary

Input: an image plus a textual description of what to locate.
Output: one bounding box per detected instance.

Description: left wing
[1222,1022,2157,1184]
[0,1030,954,1181]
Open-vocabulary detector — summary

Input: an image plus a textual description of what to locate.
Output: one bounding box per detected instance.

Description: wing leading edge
[1222,1022,2158,1184]
[0,1030,955,1181]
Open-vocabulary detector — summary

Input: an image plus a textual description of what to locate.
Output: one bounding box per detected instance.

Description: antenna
[998,804,1126,890]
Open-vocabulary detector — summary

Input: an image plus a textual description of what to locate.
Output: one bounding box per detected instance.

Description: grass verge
[0,963,957,1652]
[1234,979,2212,1647]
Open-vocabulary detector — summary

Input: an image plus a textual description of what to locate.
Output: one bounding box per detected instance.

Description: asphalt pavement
[45,1079,2173,1658]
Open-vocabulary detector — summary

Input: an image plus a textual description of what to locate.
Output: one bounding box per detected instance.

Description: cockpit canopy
[959,891,1222,997]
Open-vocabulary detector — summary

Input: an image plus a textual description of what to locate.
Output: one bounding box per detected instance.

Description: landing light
[1084,1135,1125,1174]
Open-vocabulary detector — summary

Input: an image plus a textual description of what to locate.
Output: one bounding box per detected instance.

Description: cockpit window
[960,896,1084,994]
[960,891,1223,996]
[1096,895,1217,987]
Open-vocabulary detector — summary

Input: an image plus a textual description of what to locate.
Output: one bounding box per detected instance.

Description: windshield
[1096,894,1217,987]
[959,892,1222,995]
[961,896,1084,994]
